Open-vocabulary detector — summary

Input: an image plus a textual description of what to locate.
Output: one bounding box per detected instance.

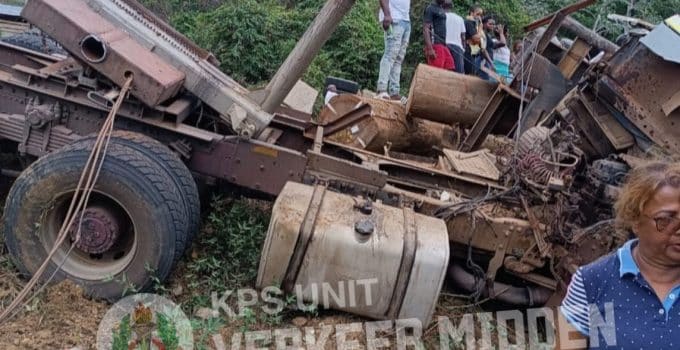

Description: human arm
[379,0,392,31]
[481,48,495,69]
[423,7,436,59]
[494,24,507,49]
[560,269,590,337]
[424,23,436,59]
[460,21,466,49]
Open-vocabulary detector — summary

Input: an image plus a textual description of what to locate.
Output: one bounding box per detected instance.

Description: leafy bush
[145,0,677,95]
[169,0,383,91]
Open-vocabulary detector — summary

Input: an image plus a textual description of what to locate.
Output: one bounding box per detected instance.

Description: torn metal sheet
[640,21,680,64]
[0,4,22,18]
[443,149,501,181]
[666,14,680,34]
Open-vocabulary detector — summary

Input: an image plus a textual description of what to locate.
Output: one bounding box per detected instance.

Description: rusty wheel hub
[68,206,120,254]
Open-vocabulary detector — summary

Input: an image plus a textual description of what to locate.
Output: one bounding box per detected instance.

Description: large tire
[2,139,187,300]
[1,31,66,56]
[73,131,201,250]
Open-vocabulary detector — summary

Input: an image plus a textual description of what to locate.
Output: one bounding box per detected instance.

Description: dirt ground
[0,279,479,350]
[0,207,487,350]
[0,278,107,349]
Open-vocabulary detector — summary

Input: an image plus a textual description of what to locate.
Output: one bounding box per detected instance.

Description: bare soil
[0,279,107,349]
[0,196,478,350]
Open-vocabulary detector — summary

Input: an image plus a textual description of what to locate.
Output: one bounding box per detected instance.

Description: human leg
[377,23,401,93]
[387,20,410,96]
[478,59,490,80]
[452,45,465,74]
[464,48,473,75]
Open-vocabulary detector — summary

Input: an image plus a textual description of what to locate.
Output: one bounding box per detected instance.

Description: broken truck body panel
[597,29,680,154]
[37,0,274,136]
[22,0,186,107]
[0,0,677,325]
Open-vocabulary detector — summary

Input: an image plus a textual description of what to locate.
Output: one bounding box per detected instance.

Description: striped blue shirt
[561,239,680,348]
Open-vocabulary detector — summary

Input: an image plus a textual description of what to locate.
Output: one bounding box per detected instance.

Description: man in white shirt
[376,0,411,100]
[445,6,465,74]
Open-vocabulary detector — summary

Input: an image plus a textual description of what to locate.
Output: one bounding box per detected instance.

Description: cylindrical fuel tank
[406,64,497,126]
[256,182,449,326]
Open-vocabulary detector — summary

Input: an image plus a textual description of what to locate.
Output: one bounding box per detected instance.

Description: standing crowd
[376,0,516,100]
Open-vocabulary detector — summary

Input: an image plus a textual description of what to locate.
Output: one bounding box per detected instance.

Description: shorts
[426,44,455,70]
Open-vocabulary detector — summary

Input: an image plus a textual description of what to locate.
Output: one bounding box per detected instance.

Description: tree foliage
[521,0,680,39]
[163,0,384,92]
[144,0,677,93]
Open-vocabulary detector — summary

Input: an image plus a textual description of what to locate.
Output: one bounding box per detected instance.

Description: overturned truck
[0,0,679,325]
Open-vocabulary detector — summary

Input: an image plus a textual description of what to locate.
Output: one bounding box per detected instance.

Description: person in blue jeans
[377,0,411,100]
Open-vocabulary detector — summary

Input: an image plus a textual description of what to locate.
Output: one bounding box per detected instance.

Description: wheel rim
[40,190,138,281]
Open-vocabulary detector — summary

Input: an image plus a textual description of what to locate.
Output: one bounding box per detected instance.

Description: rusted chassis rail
[0,41,500,209]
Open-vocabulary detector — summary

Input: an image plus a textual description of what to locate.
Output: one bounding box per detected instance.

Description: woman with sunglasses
[561,162,680,348]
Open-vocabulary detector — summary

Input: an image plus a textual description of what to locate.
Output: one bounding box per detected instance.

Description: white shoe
[376,92,390,100]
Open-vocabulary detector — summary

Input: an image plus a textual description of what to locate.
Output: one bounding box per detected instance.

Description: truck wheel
[1,31,66,55]
[2,140,186,300]
[73,131,201,250]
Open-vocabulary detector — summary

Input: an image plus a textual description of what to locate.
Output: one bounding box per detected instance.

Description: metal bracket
[485,226,512,298]
[282,185,327,292]
[386,206,418,319]
[521,197,551,258]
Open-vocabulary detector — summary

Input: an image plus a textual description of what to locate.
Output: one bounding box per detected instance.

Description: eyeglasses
[642,214,680,234]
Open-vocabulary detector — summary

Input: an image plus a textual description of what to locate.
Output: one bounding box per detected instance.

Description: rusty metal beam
[190,138,308,196]
[524,0,596,32]
[310,103,372,137]
[460,87,509,152]
[22,0,186,107]
[557,38,591,79]
[518,54,568,133]
[536,12,568,55]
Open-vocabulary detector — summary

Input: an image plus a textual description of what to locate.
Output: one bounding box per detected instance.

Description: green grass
[176,196,270,317]
[187,196,269,293]
[0,0,25,6]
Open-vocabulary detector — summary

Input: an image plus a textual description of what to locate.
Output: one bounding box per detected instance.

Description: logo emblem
[96,293,193,350]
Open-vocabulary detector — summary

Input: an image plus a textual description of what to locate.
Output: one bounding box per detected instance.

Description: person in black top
[463,5,483,75]
[479,15,500,80]
[423,0,454,70]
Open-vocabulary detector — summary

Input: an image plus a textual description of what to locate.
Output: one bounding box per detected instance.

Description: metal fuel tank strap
[282,185,327,292]
[386,206,418,319]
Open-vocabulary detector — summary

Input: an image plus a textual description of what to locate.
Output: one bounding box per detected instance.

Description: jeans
[478,59,491,80]
[377,20,410,96]
[447,44,465,74]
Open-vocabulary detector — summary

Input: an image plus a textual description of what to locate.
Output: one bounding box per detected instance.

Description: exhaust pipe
[448,263,553,306]
[80,34,108,63]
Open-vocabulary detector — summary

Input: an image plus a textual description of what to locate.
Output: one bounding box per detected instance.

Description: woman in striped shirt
[561,162,680,348]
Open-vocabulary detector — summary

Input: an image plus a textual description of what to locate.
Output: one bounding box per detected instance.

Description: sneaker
[390,94,402,101]
[390,95,408,105]
[376,92,390,100]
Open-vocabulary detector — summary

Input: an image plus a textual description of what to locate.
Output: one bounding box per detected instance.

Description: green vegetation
[156,313,181,350]
[191,317,223,350]
[4,0,679,92]
[164,0,384,92]
[0,0,25,6]
[143,0,677,96]
[111,315,132,350]
[185,197,269,293]
[177,197,269,315]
